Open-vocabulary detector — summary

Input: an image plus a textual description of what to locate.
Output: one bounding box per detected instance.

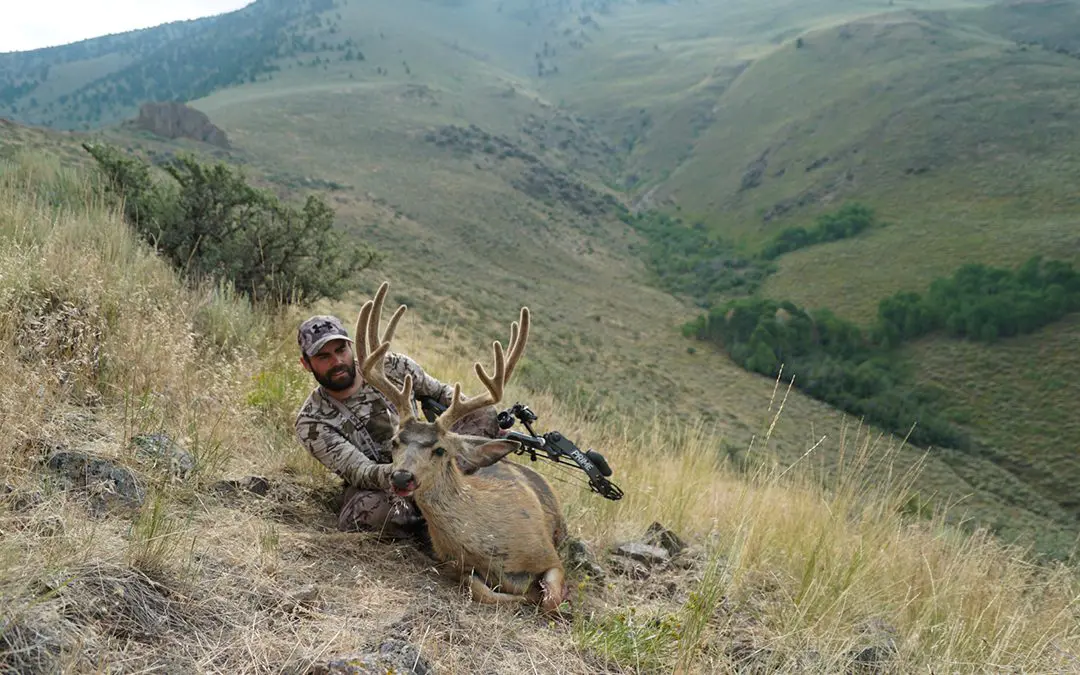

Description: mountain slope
[3,149,1076,674]
[4,0,1080,559]
[616,5,1080,555]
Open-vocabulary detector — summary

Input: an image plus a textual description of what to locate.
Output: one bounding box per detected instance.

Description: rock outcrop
[130,101,230,148]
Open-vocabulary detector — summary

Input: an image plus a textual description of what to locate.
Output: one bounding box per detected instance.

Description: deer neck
[412,463,473,530]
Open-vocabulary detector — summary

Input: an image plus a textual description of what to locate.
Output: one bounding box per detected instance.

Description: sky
[1,0,254,53]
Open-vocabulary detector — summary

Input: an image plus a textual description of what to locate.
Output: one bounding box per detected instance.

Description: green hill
[621,2,1080,555]
[4,0,1080,560]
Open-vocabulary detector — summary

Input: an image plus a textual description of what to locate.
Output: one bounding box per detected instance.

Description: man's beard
[315,361,357,391]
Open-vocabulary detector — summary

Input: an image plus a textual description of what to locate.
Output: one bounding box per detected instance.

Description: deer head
[354,282,530,499]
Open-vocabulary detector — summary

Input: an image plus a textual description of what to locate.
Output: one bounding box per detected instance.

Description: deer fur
[354,281,569,612]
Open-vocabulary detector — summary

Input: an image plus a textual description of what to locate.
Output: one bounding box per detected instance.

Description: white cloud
[1,0,254,53]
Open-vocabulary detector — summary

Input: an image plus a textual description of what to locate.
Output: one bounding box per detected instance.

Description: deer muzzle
[390,469,417,497]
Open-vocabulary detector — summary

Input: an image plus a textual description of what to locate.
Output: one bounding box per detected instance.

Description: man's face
[302,339,357,391]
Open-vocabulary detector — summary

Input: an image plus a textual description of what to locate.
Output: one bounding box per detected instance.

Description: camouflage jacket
[294,351,454,491]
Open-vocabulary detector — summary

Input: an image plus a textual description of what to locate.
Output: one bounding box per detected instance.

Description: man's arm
[384,351,454,406]
[295,417,391,491]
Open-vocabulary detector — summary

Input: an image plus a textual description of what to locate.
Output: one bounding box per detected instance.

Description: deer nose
[390,470,414,490]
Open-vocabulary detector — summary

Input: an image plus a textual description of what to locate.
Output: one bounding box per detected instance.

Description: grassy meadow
[2,147,1079,673]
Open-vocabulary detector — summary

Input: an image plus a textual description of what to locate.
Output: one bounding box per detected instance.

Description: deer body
[414,445,567,602]
[354,282,569,611]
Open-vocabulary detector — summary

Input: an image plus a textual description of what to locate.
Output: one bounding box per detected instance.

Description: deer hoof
[540,568,568,613]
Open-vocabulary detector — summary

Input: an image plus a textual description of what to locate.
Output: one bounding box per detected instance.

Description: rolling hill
[3,0,1080,561]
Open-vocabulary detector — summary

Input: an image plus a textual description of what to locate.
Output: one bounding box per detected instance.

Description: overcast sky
[2,0,254,53]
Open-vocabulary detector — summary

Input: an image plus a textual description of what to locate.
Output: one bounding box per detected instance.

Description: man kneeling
[294,314,499,541]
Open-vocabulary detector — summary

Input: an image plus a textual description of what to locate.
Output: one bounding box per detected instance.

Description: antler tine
[502,306,530,383]
[354,282,416,426]
[437,306,531,434]
[354,300,373,364]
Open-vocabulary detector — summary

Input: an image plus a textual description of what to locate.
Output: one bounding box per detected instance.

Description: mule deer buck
[355,281,569,612]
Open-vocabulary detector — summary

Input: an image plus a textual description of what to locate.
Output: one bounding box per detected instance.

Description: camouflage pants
[337,484,426,540]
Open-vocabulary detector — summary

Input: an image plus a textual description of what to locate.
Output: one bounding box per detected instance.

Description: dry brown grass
[1,153,1078,673]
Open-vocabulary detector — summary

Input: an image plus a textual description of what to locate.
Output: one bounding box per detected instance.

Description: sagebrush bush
[82,142,380,306]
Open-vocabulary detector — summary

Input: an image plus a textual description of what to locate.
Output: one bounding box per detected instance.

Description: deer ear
[456,439,518,475]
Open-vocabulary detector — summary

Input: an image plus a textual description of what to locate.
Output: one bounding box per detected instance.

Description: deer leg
[539,567,567,612]
[465,573,529,606]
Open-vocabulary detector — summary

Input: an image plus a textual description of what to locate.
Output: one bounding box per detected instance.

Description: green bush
[83,143,379,306]
[760,202,877,260]
[686,255,1080,450]
[623,210,773,306]
[684,297,970,450]
[875,256,1080,346]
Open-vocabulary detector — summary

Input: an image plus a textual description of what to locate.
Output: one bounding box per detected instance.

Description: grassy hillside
[0,0,344,128]
[3,0,1080,558]
[2,147,1078,674]
[615,3,1080,556]
[957,0,1080,51]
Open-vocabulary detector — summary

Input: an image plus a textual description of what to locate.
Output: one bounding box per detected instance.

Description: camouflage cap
[298,315,353,357]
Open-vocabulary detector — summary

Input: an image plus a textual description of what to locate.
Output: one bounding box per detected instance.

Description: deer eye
[432,446,446,457]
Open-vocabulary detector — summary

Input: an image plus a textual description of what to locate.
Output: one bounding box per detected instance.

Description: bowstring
[506,453,597,492]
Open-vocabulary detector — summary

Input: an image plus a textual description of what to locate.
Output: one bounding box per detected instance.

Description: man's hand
[376,463,395,491]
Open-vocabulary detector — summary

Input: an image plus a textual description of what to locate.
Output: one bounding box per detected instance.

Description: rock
[727,638,776,671]
[129,101,230,148]
[643,522,686,557]
[311,639,433,675]
[740,150,769,191]
[847,618,899,674]
[34,515,65,538]
[608,555,651,580]
[291,585,319,606]
[44,451,144,513]
[612,541,670,566]
[563,537,605,582]
[211,476,271,497]
[849,644,897,674]
[131,432,195,479]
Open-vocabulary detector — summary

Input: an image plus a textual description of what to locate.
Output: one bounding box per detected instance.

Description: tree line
[624,202,880,309]
[3,0,348,127]
[683,254,1080,450]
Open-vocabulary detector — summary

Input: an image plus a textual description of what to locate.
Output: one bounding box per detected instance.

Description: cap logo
[298,315,353,357]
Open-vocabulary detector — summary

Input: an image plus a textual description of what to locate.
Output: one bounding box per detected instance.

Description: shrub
[760,202,877,260]
[622,210,772,306]
[875,256,1080,345]
[82,142,379,306]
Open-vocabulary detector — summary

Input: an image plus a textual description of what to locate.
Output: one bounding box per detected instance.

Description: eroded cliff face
[130,101,230,148]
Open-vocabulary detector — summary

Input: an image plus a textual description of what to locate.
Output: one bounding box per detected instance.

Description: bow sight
[417,397,624,501]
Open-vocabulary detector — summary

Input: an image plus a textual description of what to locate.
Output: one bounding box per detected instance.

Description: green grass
[904,315,1080,553]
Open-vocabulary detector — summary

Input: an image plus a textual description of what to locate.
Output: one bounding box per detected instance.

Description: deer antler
[436,306,530,434]
[354,281,415,427]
